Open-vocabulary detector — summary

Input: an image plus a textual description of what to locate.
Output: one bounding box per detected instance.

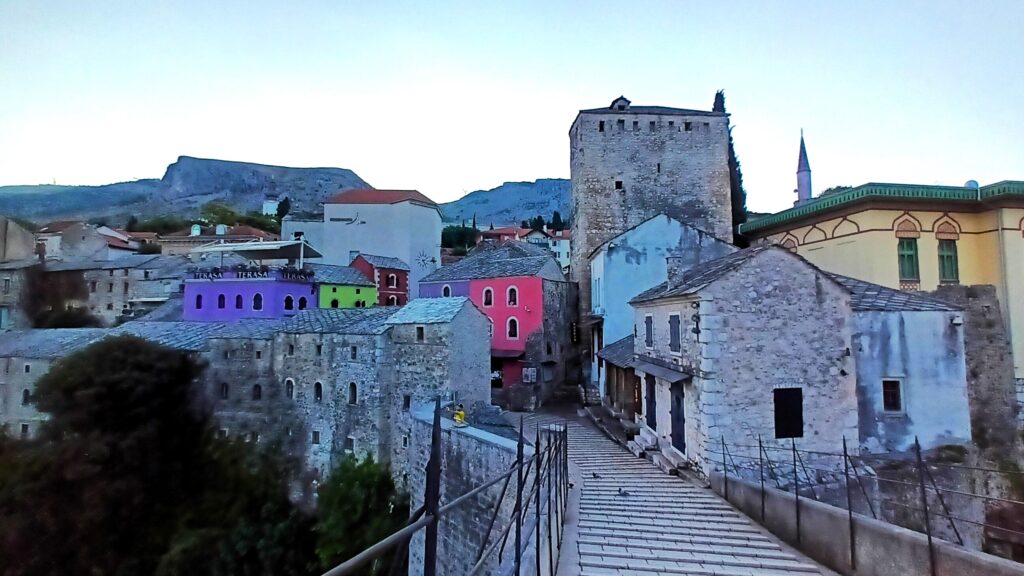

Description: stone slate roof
[825,273,961,312]
[596,336,635,368]
[110,321,232,351]
[422,241,562,283]
[579,105,723,117]
[137,295,184,321]
[45,254,163,272]
[356,254,410,271]
[385,297,470,325]
[631,246,770,304]
[280,307,398,335]
[0,329,108,359]
[0,259,41,271]
[307,263,374,286]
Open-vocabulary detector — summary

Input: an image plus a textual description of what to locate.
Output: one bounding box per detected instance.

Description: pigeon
[591,472,602,479]
[617,487,631,497]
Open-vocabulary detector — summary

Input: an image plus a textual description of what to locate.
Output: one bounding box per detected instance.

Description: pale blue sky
[1,0,1020,212]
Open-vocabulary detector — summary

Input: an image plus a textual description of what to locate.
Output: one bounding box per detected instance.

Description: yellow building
[739,181,1024,380]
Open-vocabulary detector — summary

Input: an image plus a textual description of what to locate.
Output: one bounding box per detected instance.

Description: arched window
[507,286,518,306]
[483,288,493,307]
[348,382,358,405]
[285,378,294,399]
[253,293,263,311]
[195,294,203,309]
[387,295,398,305]
[284,295,294,310]
[235,294,243,309]
[252,384,262,401]
[220,382,229,399]
[217,294,226,309]
[314,382,323,402]
[331,299,339,308]
[442,285,451,297]
[21,389,30,406]
[387,274,398,288]
[507,317,519,339]
[298,296,307,310]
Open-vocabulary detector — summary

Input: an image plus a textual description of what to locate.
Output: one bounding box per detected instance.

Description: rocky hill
[439,179,569,226]
[0,156,370,224]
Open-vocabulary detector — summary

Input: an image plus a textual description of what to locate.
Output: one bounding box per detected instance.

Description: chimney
[666,256,686,288]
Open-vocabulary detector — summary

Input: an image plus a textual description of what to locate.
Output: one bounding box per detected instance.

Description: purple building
[184,267,319,321]
[417,279,470,298]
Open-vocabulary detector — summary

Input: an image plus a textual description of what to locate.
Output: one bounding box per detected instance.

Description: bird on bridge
[592,472,602,479]
[617,487,631,497]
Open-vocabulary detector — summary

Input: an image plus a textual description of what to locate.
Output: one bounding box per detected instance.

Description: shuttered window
[668,314,681,352]
[938,240,959,283]
[644,316,653,348]
[897,238,919,281]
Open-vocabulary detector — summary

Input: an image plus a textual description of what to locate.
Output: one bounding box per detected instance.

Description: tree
[471,213,477,230]
[126,215,139,232]
[316,456,409,575]
[714,90,749,247]
[529,215,545,231]
[520,220,529,229]
[201,202,238,225]
[19,264,101,328]
[441,225,478,249]
[138,242,163,254]
[276,196,291,220]
[550,211,564,231]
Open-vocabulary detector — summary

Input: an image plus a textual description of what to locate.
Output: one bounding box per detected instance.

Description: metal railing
[710,435,1024,576]
[322,399,570,576]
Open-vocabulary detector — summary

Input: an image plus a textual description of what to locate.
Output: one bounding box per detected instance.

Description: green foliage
[550,211,564,231]
[316,455,409,574]
[138,242,163,254]
[714,89,749,247]
[19,265,100,328]
[0,337,322,576]
[201,202,238,225]
[126,215,139,232]
[441,225,478,249]
[821,185,853,196]
[529,215,545,231]
[276,196,291,220]
[135,215,194,235]
[237,213,280,235]
[520,220,528,228]
[10,216,36,232]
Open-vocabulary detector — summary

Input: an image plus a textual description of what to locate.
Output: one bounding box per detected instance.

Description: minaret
[796,130,812,205]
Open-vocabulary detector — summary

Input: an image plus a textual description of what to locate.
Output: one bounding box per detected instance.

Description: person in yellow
[453,404,467,427]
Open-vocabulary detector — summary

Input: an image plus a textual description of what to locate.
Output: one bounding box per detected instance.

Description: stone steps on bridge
[511,410,826,576]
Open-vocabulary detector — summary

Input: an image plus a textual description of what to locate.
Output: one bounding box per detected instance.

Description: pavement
[513,406,830,576]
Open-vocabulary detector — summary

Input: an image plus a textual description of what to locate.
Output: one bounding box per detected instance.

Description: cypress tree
[714,90,748,247]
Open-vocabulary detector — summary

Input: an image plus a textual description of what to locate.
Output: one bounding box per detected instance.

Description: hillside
[0,156,370,224]
[439,179,569,226]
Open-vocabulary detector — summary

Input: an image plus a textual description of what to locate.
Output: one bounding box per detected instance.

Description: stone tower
[569,96,733,323]
[796,131,812,205]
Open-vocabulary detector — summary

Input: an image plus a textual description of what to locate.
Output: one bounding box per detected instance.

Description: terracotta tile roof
[38,220,82,233]
[103,236,134,250]
[325,188,438,207]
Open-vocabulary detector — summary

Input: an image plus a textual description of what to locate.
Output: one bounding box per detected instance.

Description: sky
[0,1,1021,213]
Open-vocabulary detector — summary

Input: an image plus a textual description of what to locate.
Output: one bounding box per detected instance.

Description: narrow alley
[516,411,828,576]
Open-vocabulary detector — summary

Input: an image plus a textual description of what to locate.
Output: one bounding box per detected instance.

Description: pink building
[420,241,576,410]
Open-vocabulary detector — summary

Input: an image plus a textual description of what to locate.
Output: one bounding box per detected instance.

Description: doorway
[670,381,685,453]
[644,374,657,430]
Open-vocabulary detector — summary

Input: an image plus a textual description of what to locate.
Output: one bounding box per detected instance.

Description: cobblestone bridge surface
[514,411,827,576]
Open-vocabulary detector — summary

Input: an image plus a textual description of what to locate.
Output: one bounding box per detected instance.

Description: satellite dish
[965,180,980,189]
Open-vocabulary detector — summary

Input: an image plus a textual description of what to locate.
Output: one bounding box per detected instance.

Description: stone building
[0,260,37,330]
[419,240,576,410]
[569,96,733,332]
[619,245,972,474]
[587,214,734,402]
[44,255,191,325]
[0,298,492,487]
[628,246,859,474]
[35,221,111,261]
[0,217,36,262]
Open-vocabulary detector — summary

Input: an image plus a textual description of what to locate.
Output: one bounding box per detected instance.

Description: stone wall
[570,108,733,330]
[0,268,30,330]
[0,357,51,439]
[407,409,536,576]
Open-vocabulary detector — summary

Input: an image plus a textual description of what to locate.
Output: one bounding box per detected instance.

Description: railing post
[758,435,765,522]
[843,437,856,571]
[535,427,542,576]
[514,417,524,576]
[546,431,554,576]
[423,397,443,576]
[914,436,937,576]
[722,436,729,500]
[792,438,800,546]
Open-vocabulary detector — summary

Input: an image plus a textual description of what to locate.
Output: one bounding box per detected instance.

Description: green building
[309,263,377,308]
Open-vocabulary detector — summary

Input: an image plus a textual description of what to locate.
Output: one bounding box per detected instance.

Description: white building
[283,189,442,298]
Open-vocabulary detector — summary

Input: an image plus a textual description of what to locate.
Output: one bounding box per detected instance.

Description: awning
[491,349,525,359]
[633,359,692,384]
[191,239,323,261]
